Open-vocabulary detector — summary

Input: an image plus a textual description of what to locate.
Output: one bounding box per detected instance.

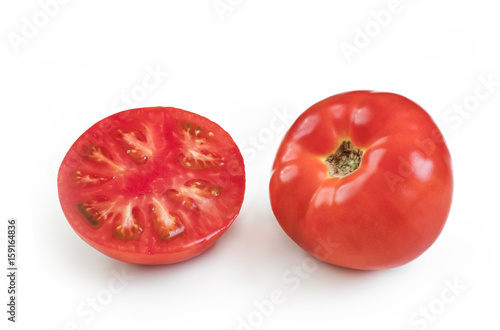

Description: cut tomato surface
[58,107,245,264]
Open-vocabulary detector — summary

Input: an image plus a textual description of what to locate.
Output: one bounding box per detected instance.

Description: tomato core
[325,140,363,177]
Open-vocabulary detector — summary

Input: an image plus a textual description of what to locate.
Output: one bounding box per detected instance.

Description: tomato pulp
[270,91,453,270]
[58,107,245,264]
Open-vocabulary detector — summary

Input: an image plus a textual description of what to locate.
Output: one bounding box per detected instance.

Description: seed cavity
[165,189,200,215]
[84,145,124,171]
[77,198,116,227]
[113,204,144,240]
[150,198,185,240]
[184,180,221,198]
[75,170,110,186]
[113,129,152,164]
[179,123,224,169]
[180,150,225,169]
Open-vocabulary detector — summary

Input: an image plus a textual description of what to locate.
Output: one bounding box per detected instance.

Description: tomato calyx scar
[325,141,363,177]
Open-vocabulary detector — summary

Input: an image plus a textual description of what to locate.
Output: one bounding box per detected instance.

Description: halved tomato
[57,107,245,264]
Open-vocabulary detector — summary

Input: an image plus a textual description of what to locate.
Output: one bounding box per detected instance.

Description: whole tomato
[269,91,453,270]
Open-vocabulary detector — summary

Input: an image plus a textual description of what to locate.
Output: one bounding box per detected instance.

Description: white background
[1,0,500,329]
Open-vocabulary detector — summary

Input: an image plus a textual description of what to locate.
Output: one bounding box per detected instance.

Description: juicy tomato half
[270,91,453,270]
[58,107,245,264]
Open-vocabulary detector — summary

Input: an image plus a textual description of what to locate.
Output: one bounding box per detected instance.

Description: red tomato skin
[270,91,453,270]
[74,222,231,265]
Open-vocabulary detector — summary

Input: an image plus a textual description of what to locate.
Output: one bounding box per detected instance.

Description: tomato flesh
[58,107,245,264]
[270,91,453,270]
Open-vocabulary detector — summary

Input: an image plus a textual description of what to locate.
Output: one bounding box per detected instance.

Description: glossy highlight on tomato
[270,91,453,270]
[58,107,245,264]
